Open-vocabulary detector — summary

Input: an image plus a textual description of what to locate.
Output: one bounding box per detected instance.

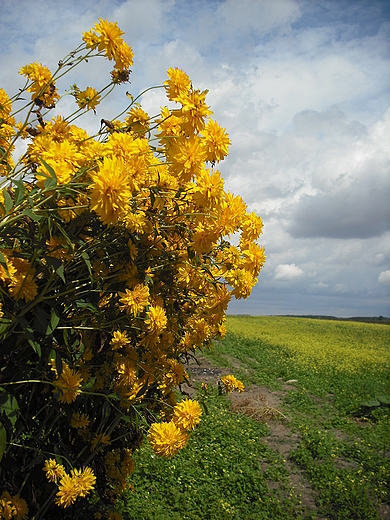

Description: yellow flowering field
[224,315,390,375]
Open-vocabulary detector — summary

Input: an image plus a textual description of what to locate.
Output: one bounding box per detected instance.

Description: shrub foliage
[0,19,264,518]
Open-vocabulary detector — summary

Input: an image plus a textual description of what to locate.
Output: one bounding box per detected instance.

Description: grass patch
[121,389,302,520]
[122,316,390,519]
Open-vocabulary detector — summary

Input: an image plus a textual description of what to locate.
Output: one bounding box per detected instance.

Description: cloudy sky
[1,0,389,316]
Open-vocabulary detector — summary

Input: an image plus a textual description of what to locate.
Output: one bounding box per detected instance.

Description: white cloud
[274,263,304,281]
[378,270,390,284]
[312,282,328,290]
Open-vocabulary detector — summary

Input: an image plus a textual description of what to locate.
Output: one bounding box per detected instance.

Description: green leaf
[46,256,65,282]
[47,309,60,335]
[106,393,121,401]
[34,307,50,336]
[360,399,380,408]
[50,262,64,282]
[28,339,41,357]
[0,320,12,336]
[135,378,149,399]
[82,378,95,392]
[0,251,9,278]
[3,188,13,214]
[81,251,92,276]
[0,424,6,463]
[377,395,390,406]
[76,301,98,313]
[0,392,19,427]
[13,179,26,206]
[22,208,43,222]
[102,401,111,419]
[40,158,57,189]
[145,274,153,285]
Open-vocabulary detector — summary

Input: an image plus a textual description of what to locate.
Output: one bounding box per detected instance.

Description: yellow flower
[193,168,224,208]
[0,491,16,519]
[91,433,111,452]
[145,305,167,335]
[118,283,149,316]
[8,272,37,302]
[225,267,256,299]
[191,222,218,254]
[43,458,66,483]
[113,40,134,72]
[202,119,231,163]
[38,139,83,185]
[124,211,151,235]
[156,106,184,144]
[9,495,28,520]
[83,19,133,71]
[164,67,191,101]
[76,87,101,111]
[220,374,245,393]
[173,399,202,430]
[0,88,12,117]
[171,135,206,182]
[190,317,211,345]
[89,157,132,225]
[82,30,100,49]
[55,466,96,507]
[71,412,90,429]
[0,252,16,282]
[177,88,212,133]
[19,62,59,106]
[69,466,96,497]
[46,236,70,260]
[148,421,188,458]
[241,212,263,242]
[110,330,131,350]
[240,241,266,277]
[54,364,83,404]
[125,106,150,135]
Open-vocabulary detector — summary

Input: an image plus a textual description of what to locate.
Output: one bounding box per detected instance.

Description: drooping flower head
[19,62,59,106]
[82,18,133,72]
[76,86,101,111]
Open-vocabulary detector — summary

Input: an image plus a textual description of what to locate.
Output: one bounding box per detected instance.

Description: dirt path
[182,355,322,518]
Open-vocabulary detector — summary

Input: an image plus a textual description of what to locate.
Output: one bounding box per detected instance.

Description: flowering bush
[0,19,265,519]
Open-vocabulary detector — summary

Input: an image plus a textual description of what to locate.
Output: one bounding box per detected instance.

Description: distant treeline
[280,315,390,325]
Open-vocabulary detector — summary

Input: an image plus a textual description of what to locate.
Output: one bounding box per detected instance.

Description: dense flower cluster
[148,398,202,457]
[0,18,264,519]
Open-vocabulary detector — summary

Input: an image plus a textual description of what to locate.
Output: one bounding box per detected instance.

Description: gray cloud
[287,173,390,239]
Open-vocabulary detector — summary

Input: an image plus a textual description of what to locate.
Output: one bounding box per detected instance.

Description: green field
[121,316,390,520]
